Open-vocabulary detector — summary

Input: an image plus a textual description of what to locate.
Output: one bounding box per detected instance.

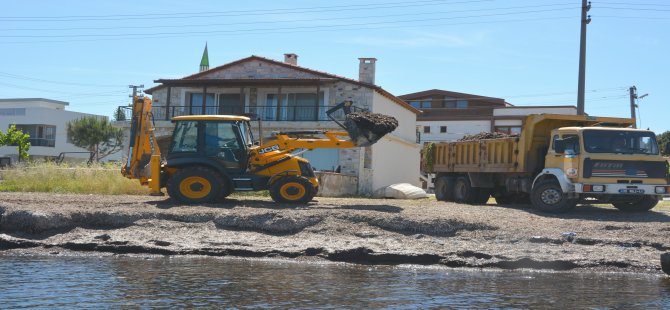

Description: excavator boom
[121,96,162,194]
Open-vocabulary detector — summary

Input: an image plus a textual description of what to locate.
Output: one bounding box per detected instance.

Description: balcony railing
[28,138,55,147]
[118,105,354,122]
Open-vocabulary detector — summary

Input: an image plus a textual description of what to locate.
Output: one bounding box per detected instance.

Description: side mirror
[554,139,566,154]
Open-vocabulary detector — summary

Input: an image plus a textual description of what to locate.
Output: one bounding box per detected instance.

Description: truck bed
[430,137,522,173]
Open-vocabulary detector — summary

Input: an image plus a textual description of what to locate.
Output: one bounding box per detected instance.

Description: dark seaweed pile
[344,112,398,146]
[458,132,518,142]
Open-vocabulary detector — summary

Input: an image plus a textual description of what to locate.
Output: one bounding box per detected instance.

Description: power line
[0,71,126,88]
[2,3,576,32]
[0,0,494,22]
[0,7,578,39]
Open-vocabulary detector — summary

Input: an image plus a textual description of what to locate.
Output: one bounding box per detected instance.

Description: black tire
[613,196,659,212]
[453,176,477,204]
[434,176,455,202]
[270,176,317,204]
[166,167,226,204]
[530,180,577,213]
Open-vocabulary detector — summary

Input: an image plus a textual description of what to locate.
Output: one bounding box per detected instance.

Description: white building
[399,89,577,143]
[0,98,121,164]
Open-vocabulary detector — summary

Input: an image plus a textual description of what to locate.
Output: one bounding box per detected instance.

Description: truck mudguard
[532,168,573,193]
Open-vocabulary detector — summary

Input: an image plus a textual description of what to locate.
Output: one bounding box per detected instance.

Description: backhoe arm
[121,96,162,195]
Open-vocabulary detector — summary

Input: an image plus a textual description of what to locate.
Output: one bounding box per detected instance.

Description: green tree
[67,116,123,162]
[114,106,127,121]
[658,130,670,156]
[0,124,31,161]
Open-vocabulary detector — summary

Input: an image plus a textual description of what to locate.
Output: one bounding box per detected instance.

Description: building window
[456,100,468,108]
[188,92,216,114]
[423,126,431,133]
[440,126,447,133]
[0,108,26,116]
[409,99,432,109]
[495,126,522,135]
[15,124,56,147]
[262,92,324,121]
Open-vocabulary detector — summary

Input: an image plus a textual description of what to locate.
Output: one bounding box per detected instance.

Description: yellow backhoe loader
[121,97,397,204]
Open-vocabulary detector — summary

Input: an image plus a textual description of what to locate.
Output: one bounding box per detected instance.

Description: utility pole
[629,86,637,128]
[577,0,591,115]
[129,84,144,104]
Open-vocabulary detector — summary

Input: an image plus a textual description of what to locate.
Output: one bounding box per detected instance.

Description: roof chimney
[358,58,377,84]
[284,53,298,65]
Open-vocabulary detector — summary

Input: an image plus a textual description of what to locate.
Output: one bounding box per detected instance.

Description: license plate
[619,189,645,194]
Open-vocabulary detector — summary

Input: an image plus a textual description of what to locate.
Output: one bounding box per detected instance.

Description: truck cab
[540,126,669,211]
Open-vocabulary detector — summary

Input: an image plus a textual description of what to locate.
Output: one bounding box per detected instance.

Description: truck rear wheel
[270,176,317,204]
[530,180,577,213]
[453,176,477,204]
[434,176,455,201]
[613,196,659,212]
[166,167,226,204]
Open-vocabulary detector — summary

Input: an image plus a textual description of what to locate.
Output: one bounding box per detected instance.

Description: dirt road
[1,192,669,274]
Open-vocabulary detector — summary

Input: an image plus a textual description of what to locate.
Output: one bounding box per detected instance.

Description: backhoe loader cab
[122,97,398,205]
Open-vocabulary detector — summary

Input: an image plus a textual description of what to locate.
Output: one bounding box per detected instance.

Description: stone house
[139,53,421,196]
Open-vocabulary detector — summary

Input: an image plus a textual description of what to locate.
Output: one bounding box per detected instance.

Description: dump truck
[422,114,670,213]
[121,97,397,204]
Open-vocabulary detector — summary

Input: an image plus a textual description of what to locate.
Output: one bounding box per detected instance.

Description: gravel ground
[1,192,669,274]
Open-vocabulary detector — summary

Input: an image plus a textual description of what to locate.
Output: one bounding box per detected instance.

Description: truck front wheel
[530,180,577,213]
[613,196,659,212]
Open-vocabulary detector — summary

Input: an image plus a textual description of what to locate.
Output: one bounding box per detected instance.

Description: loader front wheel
[270,176,316,204]
[167,167,225,204]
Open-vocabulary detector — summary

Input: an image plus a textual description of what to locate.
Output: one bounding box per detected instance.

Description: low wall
[316,172,358,197]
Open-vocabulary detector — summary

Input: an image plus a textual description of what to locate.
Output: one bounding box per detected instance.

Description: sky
[1,0,668,133]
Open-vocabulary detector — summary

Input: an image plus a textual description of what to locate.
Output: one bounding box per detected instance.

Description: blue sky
[2,0,668,133]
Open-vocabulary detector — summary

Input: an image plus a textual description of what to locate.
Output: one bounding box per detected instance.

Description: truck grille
[583,159,667,179]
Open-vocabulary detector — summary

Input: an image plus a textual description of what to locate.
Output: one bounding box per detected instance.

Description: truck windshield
[583,130,659,155]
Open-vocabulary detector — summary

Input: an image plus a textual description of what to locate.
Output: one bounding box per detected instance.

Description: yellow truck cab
[424,114,670,213]
[541,126,669,212]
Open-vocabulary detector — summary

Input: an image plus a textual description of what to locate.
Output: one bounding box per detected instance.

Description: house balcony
[118,105,350,122]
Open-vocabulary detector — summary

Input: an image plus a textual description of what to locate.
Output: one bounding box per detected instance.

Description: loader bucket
[344,111,399,147]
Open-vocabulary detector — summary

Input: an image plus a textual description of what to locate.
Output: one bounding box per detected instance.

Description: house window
[262,91,324,121]
[0,108,26,116]
[218,94,244,115]
[188,92,216,115]
[456,100,468,108]
[423,126,431,133]
[440,126,447,133]
[444,97,456,108]
[15,124,56,147]
[409,99,431,109]
[495,126,522,135]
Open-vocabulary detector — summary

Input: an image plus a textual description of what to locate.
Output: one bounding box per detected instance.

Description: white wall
[370,92,420,191]
[418,120,491,142]
[0,105,123,162]
[494,107,577,116]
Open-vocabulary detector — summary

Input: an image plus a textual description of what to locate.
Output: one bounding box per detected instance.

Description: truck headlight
[656,186,669,194]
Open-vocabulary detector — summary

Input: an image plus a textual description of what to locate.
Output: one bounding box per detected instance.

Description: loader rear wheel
[270,176,317,204]
[434,176,455,202]
[167,167,225,204]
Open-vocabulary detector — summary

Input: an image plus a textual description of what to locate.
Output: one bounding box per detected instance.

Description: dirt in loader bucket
[344,111,399,146]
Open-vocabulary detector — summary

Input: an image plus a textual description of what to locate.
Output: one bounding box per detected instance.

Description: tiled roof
[145,55,420,115]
